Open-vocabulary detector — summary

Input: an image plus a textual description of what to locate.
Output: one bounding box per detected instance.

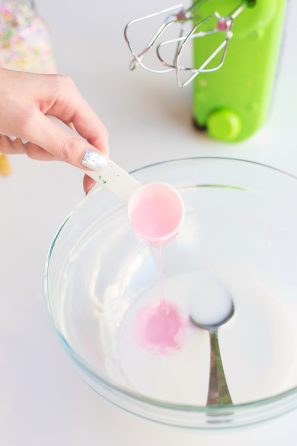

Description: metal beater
[124,1,246,87]
[124,0,287,142]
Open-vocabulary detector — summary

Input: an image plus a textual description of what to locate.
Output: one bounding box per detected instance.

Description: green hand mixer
[124,0,287,142]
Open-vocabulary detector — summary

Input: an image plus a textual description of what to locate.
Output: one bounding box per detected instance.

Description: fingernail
[8,135,29,144]
[81,149,108,170]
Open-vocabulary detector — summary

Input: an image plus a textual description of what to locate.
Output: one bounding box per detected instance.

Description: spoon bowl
[128,182,184,244]
[189,272,235,405]
[189,272,235,331]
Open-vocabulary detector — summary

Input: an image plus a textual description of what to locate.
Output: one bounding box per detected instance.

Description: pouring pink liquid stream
[128,182,187,353]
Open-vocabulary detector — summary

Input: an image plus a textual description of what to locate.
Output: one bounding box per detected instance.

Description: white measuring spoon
[48,116,184,244]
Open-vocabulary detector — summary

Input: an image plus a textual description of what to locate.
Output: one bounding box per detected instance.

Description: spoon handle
[207,330,232,405]
[85,157,140,202]
[47,116,140,202]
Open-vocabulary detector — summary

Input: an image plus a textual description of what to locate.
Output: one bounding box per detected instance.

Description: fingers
[45,76,109,155]
[0,72,109,181]
[0,134,55,160]
[21,112,104,168]
[24,143,56,161]
[69,102,109,155]
[83,174,96,194]
[0,134,24,154]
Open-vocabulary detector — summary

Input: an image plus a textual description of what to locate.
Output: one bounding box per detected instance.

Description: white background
[0,0,297,444]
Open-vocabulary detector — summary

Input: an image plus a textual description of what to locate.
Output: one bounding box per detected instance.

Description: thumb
[24,112,107,169]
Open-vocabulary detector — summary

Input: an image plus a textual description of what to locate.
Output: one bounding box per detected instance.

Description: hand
[0,68,109,193]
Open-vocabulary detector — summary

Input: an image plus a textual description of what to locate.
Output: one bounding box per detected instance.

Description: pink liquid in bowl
[128,182,184,244]
[134,300,186,354]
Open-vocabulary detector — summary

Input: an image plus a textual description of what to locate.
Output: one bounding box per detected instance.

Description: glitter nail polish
[81,149,108,171]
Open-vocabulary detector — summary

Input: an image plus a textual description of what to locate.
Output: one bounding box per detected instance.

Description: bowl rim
[44,156,297,416]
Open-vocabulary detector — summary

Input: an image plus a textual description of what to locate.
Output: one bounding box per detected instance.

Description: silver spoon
[189,272,234,405]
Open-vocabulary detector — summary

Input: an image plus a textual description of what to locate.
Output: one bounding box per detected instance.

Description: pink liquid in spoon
[128,182,184,245]
[128,182,186,354]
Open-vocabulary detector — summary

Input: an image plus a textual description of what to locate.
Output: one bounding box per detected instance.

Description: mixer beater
[124,1,246,87]
[124,0,287,142]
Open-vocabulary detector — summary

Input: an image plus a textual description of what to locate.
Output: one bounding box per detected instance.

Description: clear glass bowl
[45,158,297,429]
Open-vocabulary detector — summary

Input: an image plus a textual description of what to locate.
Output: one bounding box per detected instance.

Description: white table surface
[1,1,297,444]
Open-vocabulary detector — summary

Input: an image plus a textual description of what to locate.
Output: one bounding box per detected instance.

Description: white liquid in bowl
[100,265,297,406]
